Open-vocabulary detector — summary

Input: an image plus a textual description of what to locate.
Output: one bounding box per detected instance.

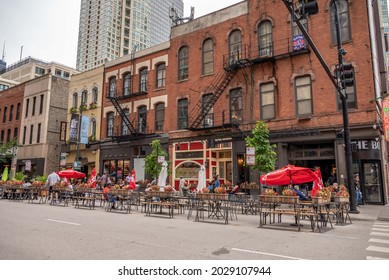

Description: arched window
[330,0,351,44]
[155,103,165,131]
[107,112,114,137]
[92,87,98,103]
[229,30,242,64]
[123,72,131,96]
[229,88,242,124]
[9,105,14,122]
[109,76,116,97]
[81,90,88,105]
[138,106,147,133]
[258,21,273,57]
[156,63,166,88]
[16,103,21,120]
[177,99,188,129]
[178,46,189,80]
[202,39,214,75]
[202,94,213,127]
[90,118,97,138]
[3,106,7,123]
[139,68,148,92]
[72,92,78,108]
[122,108,130,135]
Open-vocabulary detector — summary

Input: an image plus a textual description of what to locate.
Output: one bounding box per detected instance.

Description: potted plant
[80,104,88,111]
[70,107,78,113]
[259,188,279,203]
[89,102,97,109]
[334,185,350,203]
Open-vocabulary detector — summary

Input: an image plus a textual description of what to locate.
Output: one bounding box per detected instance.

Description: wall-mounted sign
[60,122,67,141]
[246,147,255,166]
[383,96,389,142]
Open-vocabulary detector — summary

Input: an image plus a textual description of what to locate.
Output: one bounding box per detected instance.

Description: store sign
[60,153,67,166]
[246,147,255,166]
[351,140,380,151]
[69,113,79,143]
[60,122,67,141]
[382,96,389,142]
[73,161,81,170]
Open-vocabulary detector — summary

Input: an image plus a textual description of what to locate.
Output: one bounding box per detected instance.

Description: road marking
[372,228,389,232]
[373,224,389,228]
[231,248,305,260]
[370,232,389,237]
[366,256,389,260]
[369,238,389,245]
[47,219,80,226]
[366,246,389,254]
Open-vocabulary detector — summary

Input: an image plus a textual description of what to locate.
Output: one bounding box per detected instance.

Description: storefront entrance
[361,160,383,204]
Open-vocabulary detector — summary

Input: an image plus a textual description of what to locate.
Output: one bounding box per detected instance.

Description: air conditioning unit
[204,118,213,126]
[259,48,272,58]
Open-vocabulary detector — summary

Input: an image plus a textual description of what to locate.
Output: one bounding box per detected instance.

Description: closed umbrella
[157,161,168,188]
[260,165,317,186]
[197,165,206,192]
[1,166,8,181]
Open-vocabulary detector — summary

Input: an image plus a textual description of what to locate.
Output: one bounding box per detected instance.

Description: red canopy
[260,165,318,186]
[57,169,86,179]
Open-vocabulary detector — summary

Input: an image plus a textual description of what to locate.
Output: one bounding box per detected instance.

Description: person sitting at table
[207,181,215,193]
[294,185,308,200]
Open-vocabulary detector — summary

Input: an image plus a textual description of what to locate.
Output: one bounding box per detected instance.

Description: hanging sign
[383,96,389,142]
[246,147,255,166]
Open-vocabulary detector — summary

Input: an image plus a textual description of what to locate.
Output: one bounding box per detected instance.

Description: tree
[244,121,277,174]
[144,140,169,180]
[0,139,19,164]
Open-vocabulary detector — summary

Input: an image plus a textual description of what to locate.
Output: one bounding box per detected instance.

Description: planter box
[259,195,280,203]
[311,196,330,204]
[196,193,213,200]
[213,193,228,200]
[334,196,349,203]
[279,195,299,204]
[146,191,173,198]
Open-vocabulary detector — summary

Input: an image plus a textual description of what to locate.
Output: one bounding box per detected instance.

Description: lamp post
[74,104,84,171]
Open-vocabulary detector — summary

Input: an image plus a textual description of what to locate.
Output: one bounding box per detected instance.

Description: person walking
[46,170,60,202]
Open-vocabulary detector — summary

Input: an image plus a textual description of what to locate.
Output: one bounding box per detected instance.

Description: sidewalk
[348,203,389,221]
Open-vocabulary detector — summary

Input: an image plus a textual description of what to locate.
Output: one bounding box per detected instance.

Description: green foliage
[244,121,277,174]
[144,140,169,180]
[14,171,24,181]
[0,139,19,164]
[34,175,47,183]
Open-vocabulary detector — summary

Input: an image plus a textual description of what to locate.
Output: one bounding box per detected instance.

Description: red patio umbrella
[57,169,86,179]
[260,165,318,186]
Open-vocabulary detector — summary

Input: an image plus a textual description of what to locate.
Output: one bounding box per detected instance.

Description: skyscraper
[76,0,183,71]
[380,1,389,66]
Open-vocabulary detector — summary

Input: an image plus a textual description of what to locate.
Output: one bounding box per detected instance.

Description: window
[81,90,88,105]
[92,87,98,103]
[229,30,242,64]
[0,130,3,143]
[260,83,275,120]
[202,39,214,75]
[6,129,11,142]
[37,123,41,143]
[32,96,36,116]
[9,105,14,121]
[295,76,312,116]
[107,112,114,137]
[330,0,351,44]
[109,76,116,97]
[35,67,45,75]
[122,109,130,135]
[123,73,131,96]
[23,126,26,145]
[39,95,44,114]
[90,118,96,138]
[292,18,308,51]
[139,68,148,92]
[258,21,273,57]
[177,98,188,129]
[230,88,242,124]
[16,103,21,120]
[155,103,165,131]
[72,93,78,108]
[178,46,189,80]
[3,106,7,122]
[138,106,147,133]
[156,64,166,88]
[29,125,34,144]
[13,127,18,140]
[202,94,214,127]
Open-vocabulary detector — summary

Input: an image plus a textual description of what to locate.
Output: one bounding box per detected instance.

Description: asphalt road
[0,200,380,260]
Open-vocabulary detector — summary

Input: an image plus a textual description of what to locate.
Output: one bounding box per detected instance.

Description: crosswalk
[366,221,389,260]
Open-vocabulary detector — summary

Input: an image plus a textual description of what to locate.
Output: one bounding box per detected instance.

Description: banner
[246,147,255,166]
[383,95,389,142]
[80,116,89,144]
[69,113,79,142]
[60,122,67,141]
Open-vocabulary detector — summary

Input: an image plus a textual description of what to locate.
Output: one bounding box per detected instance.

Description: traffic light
[298,0,319,16]
[339,63,354,88]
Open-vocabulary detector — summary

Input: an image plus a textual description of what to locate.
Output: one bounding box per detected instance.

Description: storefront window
[176,162,201,179]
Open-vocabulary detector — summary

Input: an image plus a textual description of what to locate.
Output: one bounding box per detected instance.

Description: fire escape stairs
[106,95,138,136]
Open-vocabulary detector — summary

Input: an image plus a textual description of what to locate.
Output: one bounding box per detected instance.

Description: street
[1,200,387,260]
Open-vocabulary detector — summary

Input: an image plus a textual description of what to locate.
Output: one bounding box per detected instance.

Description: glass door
[362,161,383,204]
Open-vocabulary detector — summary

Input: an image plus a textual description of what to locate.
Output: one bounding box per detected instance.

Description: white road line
[47,219,81,226]
[372,228,389,232]
[373,224,389,228]
[366,256,389,260]
[369,238,389,245]
[366,246,389,254]
[370,232,389,237]
[231,248,305,260]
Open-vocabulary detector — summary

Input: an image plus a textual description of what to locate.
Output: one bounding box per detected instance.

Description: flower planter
[196,193,213,200]
[213,193,228,200]
[259,195,280,203]
[334,196,349,203]
[311,196,330,204]
[146,191,172,198]
[279,195,299,204]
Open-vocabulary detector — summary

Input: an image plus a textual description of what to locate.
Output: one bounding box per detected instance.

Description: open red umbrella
[57,169,86,179]
[260,165,317,186]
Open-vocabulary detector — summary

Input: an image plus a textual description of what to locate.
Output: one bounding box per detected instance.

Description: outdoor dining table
[192,193,231,224]
[105,189,133,214]
[144,191,176,218]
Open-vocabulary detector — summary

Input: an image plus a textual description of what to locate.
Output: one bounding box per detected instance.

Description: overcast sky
[0,0,242,69]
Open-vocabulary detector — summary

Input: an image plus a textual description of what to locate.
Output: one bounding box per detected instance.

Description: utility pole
[74,106,84,171]
[282,0,358,213]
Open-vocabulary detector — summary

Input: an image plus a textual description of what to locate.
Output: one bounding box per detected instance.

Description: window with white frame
[260,82,275,120]
[295,76,312,116]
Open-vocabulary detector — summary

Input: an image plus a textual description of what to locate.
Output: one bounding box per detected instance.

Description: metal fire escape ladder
[188,67,238,130]
[107,96,138,135]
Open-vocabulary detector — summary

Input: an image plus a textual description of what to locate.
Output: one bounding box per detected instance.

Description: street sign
[246,147,255,166]
[73,161,82,170]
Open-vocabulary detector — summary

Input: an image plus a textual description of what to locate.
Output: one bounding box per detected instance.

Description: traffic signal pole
[282,0,358,212]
